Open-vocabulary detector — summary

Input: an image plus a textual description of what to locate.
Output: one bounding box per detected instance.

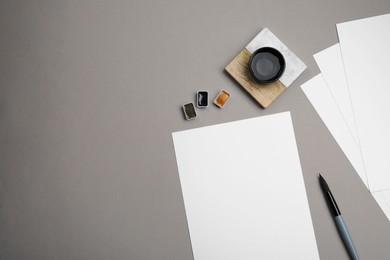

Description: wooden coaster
[225,48,286,108]
[225,28,306,108]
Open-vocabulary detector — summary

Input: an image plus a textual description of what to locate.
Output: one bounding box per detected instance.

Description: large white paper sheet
[301,74,368,187]
[337,14,390,192]
[301,73,390,220]
[172,112,320,260]
[314,44,390,219]
[313,44,359,146]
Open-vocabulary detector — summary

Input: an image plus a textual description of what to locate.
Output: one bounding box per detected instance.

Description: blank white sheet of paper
[172,112,319,260]
[301,74,368,187]
[337,13,390,192]
[313,44,359,146]
[301,74,390,220]
[313,43,390,220]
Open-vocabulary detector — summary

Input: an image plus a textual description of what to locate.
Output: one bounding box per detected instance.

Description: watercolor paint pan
[183,102,197,120]
[197,91,209,108]
[214,90,231,108]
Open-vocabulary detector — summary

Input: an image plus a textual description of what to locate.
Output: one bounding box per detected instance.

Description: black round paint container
[248,47,286,84]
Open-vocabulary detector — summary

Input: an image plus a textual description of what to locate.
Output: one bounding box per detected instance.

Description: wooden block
[225,48,286,108]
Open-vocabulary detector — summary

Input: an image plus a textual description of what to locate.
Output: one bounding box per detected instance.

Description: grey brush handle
[335,215,359,260]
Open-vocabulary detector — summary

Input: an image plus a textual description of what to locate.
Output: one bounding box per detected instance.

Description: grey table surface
[1,0,390,259]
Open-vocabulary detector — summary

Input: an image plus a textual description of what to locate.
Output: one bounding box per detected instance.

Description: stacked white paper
[301,13,390,220]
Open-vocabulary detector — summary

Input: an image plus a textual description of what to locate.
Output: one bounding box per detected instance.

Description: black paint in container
[248,47,285,84]
[197,91,208,108]
[183,102,197,120]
